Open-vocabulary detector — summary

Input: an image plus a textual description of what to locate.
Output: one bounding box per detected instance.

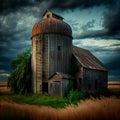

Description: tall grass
[0,97,120,120]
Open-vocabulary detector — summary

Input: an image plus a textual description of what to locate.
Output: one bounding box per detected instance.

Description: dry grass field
[0,82,10,93]
[0,81,120,119]
[0,97,120,120]
[108,81,120,91]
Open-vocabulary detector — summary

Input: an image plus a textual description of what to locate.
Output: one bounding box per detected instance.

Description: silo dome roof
[32,11,72,38]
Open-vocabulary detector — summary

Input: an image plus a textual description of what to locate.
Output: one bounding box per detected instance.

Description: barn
[31,10,108,96]
[72,46,108,93]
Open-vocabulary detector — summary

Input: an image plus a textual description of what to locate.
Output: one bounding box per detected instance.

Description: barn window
[58,46,61,51]
[95,80,97,89]
[47,14,50,18]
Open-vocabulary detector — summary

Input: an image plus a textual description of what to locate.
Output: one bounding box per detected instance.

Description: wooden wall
[82,68,108,92]
[48,81,61,96]
[48,34,72,77]
[48,79,69,96]
[61,79,69,96]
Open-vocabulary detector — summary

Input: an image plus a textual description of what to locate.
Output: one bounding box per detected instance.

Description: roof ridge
[73,45,90,53]
[42,10,63,19]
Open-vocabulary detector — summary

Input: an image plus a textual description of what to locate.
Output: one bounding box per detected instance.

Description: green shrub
[67,90,85,104]
[64,78,73,97]
[8,49,32,94]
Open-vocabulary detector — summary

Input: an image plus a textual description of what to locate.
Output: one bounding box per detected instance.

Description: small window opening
[58,46,61,51]
[47,14,50,18]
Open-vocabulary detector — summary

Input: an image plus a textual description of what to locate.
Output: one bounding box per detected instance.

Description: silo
[31,10,72,93]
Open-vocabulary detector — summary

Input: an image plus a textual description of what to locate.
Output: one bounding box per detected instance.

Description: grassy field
[0,93,70,108]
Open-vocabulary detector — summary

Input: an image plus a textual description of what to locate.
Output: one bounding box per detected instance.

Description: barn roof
[72,46,108,71]
[42,10,63,20]
[48,72,69,82]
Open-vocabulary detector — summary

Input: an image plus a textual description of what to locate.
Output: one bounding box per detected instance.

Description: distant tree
[8,49,32,94]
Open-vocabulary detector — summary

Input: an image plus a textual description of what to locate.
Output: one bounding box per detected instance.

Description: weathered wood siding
[32,35,43,93]
[48,34,72,77]
[61,79,69,96]
[48,79,69,96]
[82,68,108,92]
[42,34,49,82]
[48,81,61,96]
[31,36,37,93]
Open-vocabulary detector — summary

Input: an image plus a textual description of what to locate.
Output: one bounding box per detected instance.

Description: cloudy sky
[0,0,120,81]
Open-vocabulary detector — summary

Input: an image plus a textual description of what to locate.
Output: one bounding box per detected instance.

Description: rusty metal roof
[72,46,108,71]
[32,17,72,37]
[48,72,69,82]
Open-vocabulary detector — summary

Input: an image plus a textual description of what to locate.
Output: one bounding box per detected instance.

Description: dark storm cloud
[0,0,116,15]
[74,2,120,40]
[62,0,120,40]
[0,0,120,81]
[0,0,52,15]
[0,13,30,75]
[83,19,95,29]
[106,57,120,71]
[0,0,52,77]
[75,9,120,39]
[0,56,11,72]
[0,31,29,72]
[105,56,120,80]
[0,0,37,14]
[103,5,120,36]
[49,0,115,10]
[73,19,106,39]
[75,30,101,39]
